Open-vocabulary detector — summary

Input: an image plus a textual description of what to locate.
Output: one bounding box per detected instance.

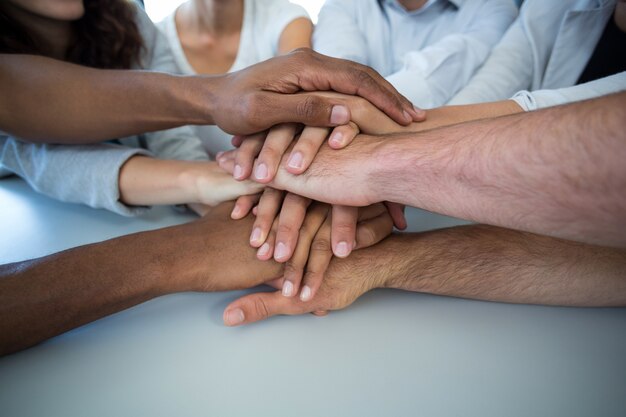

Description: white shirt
[158,0,309,157]
[450,0,622,109]
[313,0,518,109]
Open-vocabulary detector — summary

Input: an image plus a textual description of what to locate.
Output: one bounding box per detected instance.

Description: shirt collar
[383,0,463,15]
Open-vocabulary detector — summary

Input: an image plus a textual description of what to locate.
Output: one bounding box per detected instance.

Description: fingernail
[231,205,241,218]
[335,241,350,257]
[215,151,224,160]
[287,152,303,170]
[275,242,289,260]
[257,242,270,257]
[330,105,349,125]
[250,227,262,244]
[414,105,426,116]
[234,164,243,179]
[403,110,412,122]
[282,280,294,297]
[224,308,245,326]
[300,285,312,302]
[254,163,268,180]
[329,131,343,147]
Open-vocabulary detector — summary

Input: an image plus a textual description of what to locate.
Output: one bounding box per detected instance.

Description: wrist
[146,221,217,293]
[161,75,223,125]
[172,74,224,126]
[378,234,424,290]
[176,162,204,205]
[368,133,418,204]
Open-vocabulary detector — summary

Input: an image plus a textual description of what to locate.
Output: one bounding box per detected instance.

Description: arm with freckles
[224,225,626,326]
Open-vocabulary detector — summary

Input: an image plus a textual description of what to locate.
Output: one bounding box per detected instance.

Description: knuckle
[311,237,331,253]
[252,298,271,320]
[333,223,356,235]
[295,96,323,120]
[353,67,375,86]
[283,262,302,280]
[303,270,324,286]
[277,223,296,236]
[358,226,378,246]
[258,144,280,163]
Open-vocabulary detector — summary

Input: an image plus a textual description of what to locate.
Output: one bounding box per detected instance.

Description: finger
[292,49,424,124]
[331,205,358,258]
[253,123,298,183]
[231,135,244,148]
[274,193,311,263]
[265,277,285,290]
[258,91,353,128]
[327,121,360,150]
[285,126,330,174]
[356,203,388,221]
[250,188,285,247]
[326,56,426,124]
[234,132,265,180]
[385,202,407,230]
[282,203,329,298]
[300,215,333,302]
[354,212,394,250]
[223,290,307,326]
[231,193,261,219]
[216,150,236,174]
[257,216,279,261]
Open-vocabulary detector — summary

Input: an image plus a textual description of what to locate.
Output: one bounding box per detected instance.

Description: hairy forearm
[381,225,626,307]
[0,54,217,143]
[377,92,626,247]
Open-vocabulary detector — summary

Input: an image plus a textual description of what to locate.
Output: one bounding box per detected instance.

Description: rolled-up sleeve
[511,71,626,111]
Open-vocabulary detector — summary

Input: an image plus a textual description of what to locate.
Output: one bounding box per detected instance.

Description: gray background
[1,177,625,417]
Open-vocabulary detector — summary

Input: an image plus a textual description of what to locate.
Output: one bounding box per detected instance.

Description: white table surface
[1,176,625,417]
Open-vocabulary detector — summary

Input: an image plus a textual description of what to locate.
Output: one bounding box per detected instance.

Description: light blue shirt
[449,0,623,110]
[313,0,518,108]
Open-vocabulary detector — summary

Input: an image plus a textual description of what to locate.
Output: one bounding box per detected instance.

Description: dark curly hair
[0,0,144,69]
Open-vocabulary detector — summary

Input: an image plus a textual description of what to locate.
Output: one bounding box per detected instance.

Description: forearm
[0,205,284,355]
[119,157,264,207]
[376,93,626,247]
[380,226,626,307]
[119,156,199,206]
[0,230,174,356]
[0,54,218,143]
[401,100,524,132]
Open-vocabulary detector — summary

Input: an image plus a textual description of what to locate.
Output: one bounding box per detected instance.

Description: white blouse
[158,0,310,157]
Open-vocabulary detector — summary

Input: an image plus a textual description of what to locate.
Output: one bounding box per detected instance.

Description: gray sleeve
[0,135,151,216]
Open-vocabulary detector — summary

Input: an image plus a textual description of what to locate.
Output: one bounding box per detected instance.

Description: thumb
[223,290,305,326]
[262,92,352,128]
